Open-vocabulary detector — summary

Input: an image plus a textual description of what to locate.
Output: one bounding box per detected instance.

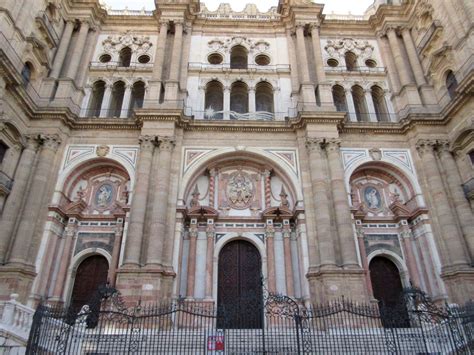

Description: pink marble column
[205,221,215,299]
[400,224,421,287]
[186,223,198,299]
[266,222,276,293]
[208,169,216,208]
[51,219,77,301]
[264,169,271,208]
[282,224,295,297]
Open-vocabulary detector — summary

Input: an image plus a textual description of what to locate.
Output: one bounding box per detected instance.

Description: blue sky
[104,0,374,14]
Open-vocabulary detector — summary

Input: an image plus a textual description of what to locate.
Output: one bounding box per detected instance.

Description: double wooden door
[217,240,263,328]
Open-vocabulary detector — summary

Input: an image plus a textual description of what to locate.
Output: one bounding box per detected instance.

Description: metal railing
[89,61,154,70]
[188,62,291,72]
[324,66,386,74]
[26,286,474,354]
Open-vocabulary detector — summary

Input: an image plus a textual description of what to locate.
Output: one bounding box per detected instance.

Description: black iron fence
[27,287,473,354]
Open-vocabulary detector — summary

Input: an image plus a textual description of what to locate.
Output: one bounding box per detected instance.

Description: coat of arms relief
[225,170,255,209]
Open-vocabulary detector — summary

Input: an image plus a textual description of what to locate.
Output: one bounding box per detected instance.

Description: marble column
[386,28,413,88]
[209,169,216,208]
[355,226,373,297]
[65,20,90,80]
[249,87,256,114]
[51,219,77,300]
[223,87,230,120]
[147,20,168,102]
[109,219,124,285]
[377,35,401,93]
[345,88,358,122]
[164,21,183,102]
[146,137,175,266]
[99,84,112,118]
[120,84,132,118]
[400,225,422,287]
[305,138,336,268]
[326,139,359,268]
[295,24,316,106]
[50,20,74,79]
[283,224,295,297]
[364,90,378,122]
[286,29,300,94]
[264,169,271,208]
[0,135,39,264]
[415,139,470,268]
[186,223,198,298]
[438,142,474,262]
[265,222,276,293]
[205,222,215,299]
[122,136,155,267]
[400,27,426,87]
[8,134,61,266]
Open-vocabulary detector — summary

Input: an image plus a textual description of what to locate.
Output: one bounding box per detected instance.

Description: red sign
[207,333,225,351]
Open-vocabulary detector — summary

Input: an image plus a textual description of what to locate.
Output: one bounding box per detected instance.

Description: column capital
[415,139,437,157]
[23,134,40,151]
[189,224,198,239]
[158,19,169,27]
[265,223,275,238]
[308,22,321,32]
[158,136,175,151]
[325,138,342,152]
[206,223,215,238]
[305,137,325,153]
[295,22,306,31]
[40,134,61,151]
[435,140,452,155]
[138,135,156,151]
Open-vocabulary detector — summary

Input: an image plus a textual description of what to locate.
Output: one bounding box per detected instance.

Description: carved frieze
[324,38,374,60]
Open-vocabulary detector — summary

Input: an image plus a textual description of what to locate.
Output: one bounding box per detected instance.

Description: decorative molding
[263,149,300,178]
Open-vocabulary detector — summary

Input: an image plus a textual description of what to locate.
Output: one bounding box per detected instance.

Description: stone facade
[0,0,473,311]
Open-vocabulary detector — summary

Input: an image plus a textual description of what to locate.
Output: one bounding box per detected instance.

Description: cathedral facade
[0,0,473,313]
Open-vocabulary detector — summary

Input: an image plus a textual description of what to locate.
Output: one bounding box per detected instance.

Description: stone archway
[217,240,263,329]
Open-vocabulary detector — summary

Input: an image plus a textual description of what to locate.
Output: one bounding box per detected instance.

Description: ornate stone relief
[207,36,271,54]
[324,38,374,60]
[102,31,153,55]
[225,170,255,209]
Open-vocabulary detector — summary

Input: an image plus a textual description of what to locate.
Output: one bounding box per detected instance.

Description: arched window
[204,80,224,119]
[255,82,274,113]
[0,141,7,165]
[352,85,368,121]
[119,47,132,67]
[88,80,106,117]
[109,81,126,117]
[446,70,458,100]
[230,81,249,116]
[469,150,474,166]
[129,81,146,115]
[21,62,33,85]
[332,85,347,112]
[345,51,358,71]
[230,46,248,69]
[371,85,389,122]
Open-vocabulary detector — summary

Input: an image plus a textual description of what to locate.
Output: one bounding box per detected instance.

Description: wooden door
[70,255,109,313]
[217,240,262,328]
[369,256,408,327]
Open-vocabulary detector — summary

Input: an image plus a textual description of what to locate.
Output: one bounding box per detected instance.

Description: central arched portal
[217,240,263,328]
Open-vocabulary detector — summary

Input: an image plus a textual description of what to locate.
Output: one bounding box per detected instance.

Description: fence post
[26,303,45,354]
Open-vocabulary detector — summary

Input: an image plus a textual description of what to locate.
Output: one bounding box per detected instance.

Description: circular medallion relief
[95,183,114,208]
[225,171,255,209]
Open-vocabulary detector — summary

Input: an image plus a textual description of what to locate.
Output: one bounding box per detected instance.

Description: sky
[104,0,374,15]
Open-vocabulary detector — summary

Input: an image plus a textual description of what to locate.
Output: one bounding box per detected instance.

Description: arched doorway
[70,255,109,312]
[369,256,408,327]
[217,240,262,328]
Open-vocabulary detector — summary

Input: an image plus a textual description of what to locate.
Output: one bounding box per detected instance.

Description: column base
[397,84,422,107]
[115,266,176,305]
[144,81,162,108]
[306,267,369,304]
[299,83,317,110]
[0,265,37,303]
[441,267,474,304]
[419,84,438,106]
[52,78,83,114]
[164,80,180,103]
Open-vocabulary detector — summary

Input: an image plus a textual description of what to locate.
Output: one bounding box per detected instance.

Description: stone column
[122,136,155,267]
[120,84,132,118]
[164,21,183,101]
[344,88,358,122]
[377,35,401,93]
[438,142,474,262]
[76,28,99,87]
[65,20,90,80]
[386,28,412,87]
[415,139,470,268]
[0,135,39,264]
[51,219,77,300]
[186,223,198,298]
[50,21,74,79]
[147,20,168,103]
[326,139,359,268]
[80,86,92,117]
[264,169,271,208]
[295,24,316,106]
[384,90,396,122]
[355,226,373,297]
[205,221,215,299]
[305,138,336,268]
[209,169,216,208]
[8,134,61,266]
[286,29,300,94]
[310,23,333,107]
[146,137,175,266]
[283,224,295,297]
[265,222,276,293]
[109,219,124,285]
[249,87,256,114]
[364,89,378,122]
[400,225,422,287]
[99,84,112,118]
[223,86,230,120]
[400,27,426,87]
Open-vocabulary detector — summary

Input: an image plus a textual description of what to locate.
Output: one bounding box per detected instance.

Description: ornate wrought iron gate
[27,286,473,354]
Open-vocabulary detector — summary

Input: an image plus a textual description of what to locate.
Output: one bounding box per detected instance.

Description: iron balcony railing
[324,66,387,74]
[188,62,291,72]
